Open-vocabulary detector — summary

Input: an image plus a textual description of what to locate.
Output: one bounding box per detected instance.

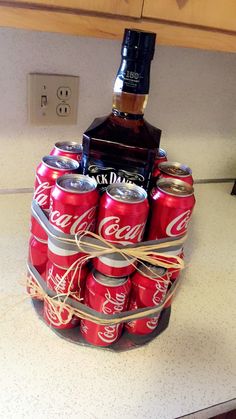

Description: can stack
[27,141,196,350]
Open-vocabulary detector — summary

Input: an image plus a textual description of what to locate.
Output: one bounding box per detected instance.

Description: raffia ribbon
[26,266,182,326]
[27,230,185,326]
[43,230,185,298]
[75,230,185,272]
[29,201,186,326]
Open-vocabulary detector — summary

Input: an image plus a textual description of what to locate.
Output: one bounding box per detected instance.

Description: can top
[157,148,167,159]
[138,264,166,279]
[107,183,147,203]
[93,270,128,287]
[159,161,192,178]
[55,141,83,154]
[156,178,194,197]
[56,174,97,193]
[42,155,79,171]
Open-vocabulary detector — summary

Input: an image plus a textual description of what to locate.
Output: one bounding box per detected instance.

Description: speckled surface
[0,183,235,419]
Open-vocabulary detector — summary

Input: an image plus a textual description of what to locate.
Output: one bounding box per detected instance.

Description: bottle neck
[112,57,151,119]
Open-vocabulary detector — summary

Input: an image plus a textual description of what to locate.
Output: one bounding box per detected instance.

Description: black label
[114,59,150,95]
[86,159,147,193]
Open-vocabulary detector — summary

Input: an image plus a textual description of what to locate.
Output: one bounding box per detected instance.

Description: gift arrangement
[26,141,195,352]
[26,28,196,351]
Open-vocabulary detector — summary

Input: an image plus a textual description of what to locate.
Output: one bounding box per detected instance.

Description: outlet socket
[56,103,71,116]
[57,87,72,100]
[28,73,79,125]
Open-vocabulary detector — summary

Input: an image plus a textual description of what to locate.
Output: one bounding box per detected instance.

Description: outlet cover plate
[28,73,79,125]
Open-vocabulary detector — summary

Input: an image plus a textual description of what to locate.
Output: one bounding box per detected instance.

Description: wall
[0,27,235,190]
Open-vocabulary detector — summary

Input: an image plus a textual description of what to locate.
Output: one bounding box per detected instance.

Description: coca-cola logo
[146,316,159,330]
[50,206,97,235]
[166,210,191,237]
[127,320,136,329]
[102,289,126,314]
[152,280,169,305]
[80,320,88,334]
[98,216,145,243]
[44,301,71,326]
[33,175,52,207]
[48,266,66,293]
[98,325,120,343]
[97,289,126,344]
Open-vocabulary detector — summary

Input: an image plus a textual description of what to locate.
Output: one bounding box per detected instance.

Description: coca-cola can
[47,238,83,267]
[43,292,80,329]
[50,141,83,163]
[94,183,149,277]
[27,234,48,300]
[46,259,88,297]
[147,178,195,241]
[80,270,131,346]
[125,265,169,335]
[28,234,48,276]
[164,248,184,308]
[33,155,79,210]
[49,174,98,235]
[26,271,43,301]
[158,161,193,185]
[153,148,168,174]
[31,155,79,240]
[48,174,99,266]
[167,247,184,282]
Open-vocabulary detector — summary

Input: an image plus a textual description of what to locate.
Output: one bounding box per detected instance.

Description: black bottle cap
[122,28,156,60]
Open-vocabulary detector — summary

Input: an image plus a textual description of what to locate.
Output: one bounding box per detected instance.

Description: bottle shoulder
[83,114,161,149]
[84,115,109,134]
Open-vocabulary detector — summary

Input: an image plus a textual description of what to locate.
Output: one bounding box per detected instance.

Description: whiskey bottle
[82,28,162,192]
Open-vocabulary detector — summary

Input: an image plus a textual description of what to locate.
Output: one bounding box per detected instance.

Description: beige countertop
[0,182,235,419]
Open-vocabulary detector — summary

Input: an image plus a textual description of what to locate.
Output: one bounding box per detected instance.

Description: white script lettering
[98,216,145,243]
[166,210,191,237]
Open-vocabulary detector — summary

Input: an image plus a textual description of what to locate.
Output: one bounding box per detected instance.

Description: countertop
[0,182,235,419]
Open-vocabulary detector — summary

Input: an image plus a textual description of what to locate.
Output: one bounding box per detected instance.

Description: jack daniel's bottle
[82,29,161,192]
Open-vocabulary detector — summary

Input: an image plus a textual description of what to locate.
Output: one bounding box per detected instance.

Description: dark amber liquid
[82,92,161,192]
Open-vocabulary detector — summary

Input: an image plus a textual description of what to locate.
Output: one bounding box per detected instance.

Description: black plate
[32,299,171,352]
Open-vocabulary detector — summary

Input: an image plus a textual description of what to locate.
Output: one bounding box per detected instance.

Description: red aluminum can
[47,238,83,267]
[50,141,83,163]
[158,161,193,185]
[80,270,131,346]
[27,234,48,300]
[43,292,80,329]
[48,174,99,266]
[28,234,47,276]
[152,148,168,178]
[154,148,168,166]
[147,178,195,241]
[164,248,184,309]
[166,247,184,282]
[33,156,79,210]
[31,155,79,240]
[46,259,88,297]
[26,271,43,301]
[94,183,149,277]
[125,265,169,335]
[49,174,98,235]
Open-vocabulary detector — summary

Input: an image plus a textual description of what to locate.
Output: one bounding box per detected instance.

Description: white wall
[0,27,235,189]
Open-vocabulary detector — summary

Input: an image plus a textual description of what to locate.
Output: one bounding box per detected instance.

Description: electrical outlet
[57,87,72,100]
[56,103,71,116]
[28,73,79,125]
